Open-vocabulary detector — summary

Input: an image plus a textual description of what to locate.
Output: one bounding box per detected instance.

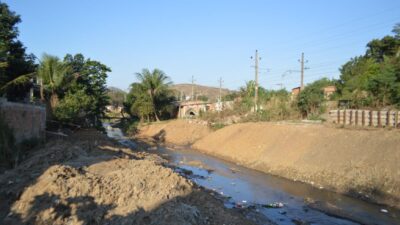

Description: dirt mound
[191,122,400,208]
[136,120,211,145]
[0,129,258,225]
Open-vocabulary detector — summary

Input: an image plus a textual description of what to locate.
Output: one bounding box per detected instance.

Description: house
[323,86,336,99]
[291,87,301,100]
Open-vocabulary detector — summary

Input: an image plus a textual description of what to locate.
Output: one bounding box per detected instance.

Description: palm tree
[0,62,36,98]
[37,54,70,109]
[135,69,171,121]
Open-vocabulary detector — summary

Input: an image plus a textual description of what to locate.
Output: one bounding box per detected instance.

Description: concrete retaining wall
[329,109,400,128]
[0,99,46,143]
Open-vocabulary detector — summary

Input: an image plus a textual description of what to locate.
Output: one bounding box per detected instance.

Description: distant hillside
[107,86,126,106]
[171,83,231,101]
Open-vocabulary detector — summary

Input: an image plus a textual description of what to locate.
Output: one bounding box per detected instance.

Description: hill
[107,86,126,107]
[171,83,231,102]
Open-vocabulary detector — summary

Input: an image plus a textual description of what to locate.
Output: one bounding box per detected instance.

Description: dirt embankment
[137,120,211,145]
[138,120,400,208]
[0,129,260,225]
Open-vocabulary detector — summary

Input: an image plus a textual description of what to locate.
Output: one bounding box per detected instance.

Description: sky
[4,0,400,91]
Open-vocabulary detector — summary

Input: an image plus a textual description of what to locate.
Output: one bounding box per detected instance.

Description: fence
[329,109,400,128]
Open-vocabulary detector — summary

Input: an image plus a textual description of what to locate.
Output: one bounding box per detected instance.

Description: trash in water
[242,200,247,203]
[262,202,284,208]
[381,209,388,213]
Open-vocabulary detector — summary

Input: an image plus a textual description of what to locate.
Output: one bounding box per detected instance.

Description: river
[104,122,400,225]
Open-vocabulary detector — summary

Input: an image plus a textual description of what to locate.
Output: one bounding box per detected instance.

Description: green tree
[0,2,36,100]
[135,68,172,121]
[53,89,95,124]
[297,78,333,117]
[37,54,70,109]
[61,54,111,126]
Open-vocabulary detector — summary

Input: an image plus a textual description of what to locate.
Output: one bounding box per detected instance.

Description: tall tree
[0,2,35,100]
[61,54,111,126]
[135,69,172,121]
[37,54,70,109]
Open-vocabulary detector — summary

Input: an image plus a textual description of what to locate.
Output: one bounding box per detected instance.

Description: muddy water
[104,123,400,225]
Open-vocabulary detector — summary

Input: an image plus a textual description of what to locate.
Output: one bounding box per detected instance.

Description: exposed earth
[0,129,267,225]
[137,119,400,209]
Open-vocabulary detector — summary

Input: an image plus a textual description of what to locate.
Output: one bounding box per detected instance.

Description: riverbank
[0,129,263,225]
[136,120,400,209]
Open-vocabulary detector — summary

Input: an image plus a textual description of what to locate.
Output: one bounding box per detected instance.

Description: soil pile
[0,129,259,225]
[137,120,211,145]
[191,122,400,208]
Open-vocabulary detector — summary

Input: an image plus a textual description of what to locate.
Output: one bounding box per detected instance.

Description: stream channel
[104,122,400,225]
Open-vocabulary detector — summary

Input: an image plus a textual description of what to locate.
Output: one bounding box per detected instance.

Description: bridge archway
[185,108,197,117]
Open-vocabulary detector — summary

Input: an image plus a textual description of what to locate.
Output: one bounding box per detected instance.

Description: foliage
[125,69,176,122]
[297,78,333,117]
[53,89,95,125]
[36,53,111,127]
[197,95,209,102]
[222,92,239,101]
[0,2,36,100]
[210,123,226,130]
[337,24,400,109]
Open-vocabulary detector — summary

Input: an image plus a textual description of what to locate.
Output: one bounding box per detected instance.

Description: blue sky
[4,0,400,91]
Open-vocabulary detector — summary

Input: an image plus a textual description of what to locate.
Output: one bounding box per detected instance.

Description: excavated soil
[138,120,400,209]
[0,129,260,225]
[137,120,211,145]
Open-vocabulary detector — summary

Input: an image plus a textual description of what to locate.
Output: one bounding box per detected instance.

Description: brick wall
[0,99,46,143]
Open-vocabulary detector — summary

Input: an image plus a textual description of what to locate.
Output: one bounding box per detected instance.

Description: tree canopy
[337,23,400,108]
[0,2,36,100]
[124,69,176,122]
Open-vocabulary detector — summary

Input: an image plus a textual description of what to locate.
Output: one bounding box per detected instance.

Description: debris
[262,202,284,208]
[380,209,388,213]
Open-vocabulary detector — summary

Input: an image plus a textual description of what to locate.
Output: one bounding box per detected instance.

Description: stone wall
[0,99,46,143]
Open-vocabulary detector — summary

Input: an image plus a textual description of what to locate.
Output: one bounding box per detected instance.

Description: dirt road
[0,129,264,225]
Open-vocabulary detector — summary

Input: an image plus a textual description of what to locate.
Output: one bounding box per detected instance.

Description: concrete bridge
[175,101,215,118]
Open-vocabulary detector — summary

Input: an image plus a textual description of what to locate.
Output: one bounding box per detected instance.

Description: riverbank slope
[0,129,261,225]
[137,120,400,208]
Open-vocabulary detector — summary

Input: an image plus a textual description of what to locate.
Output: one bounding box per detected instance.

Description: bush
[210,123,226,130]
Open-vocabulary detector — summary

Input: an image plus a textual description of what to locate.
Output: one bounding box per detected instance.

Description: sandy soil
[0,129,261,225]
[137,120,211,145]
[138,120,400,208]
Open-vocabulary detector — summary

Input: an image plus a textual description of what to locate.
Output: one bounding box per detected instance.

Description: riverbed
[104,123,400,225]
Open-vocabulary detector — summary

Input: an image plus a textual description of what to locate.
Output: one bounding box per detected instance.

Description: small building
[291,87,301,100]
[323,86,336,99]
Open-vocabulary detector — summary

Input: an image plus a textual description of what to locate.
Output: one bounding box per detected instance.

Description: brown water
[104,123,400,225]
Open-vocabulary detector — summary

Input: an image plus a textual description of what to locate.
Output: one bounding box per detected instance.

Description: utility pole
[300,52,304,90]
[218,77,223,102]
[251,50,260,111]
[191,75,195,101]
[299,53,308,90]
